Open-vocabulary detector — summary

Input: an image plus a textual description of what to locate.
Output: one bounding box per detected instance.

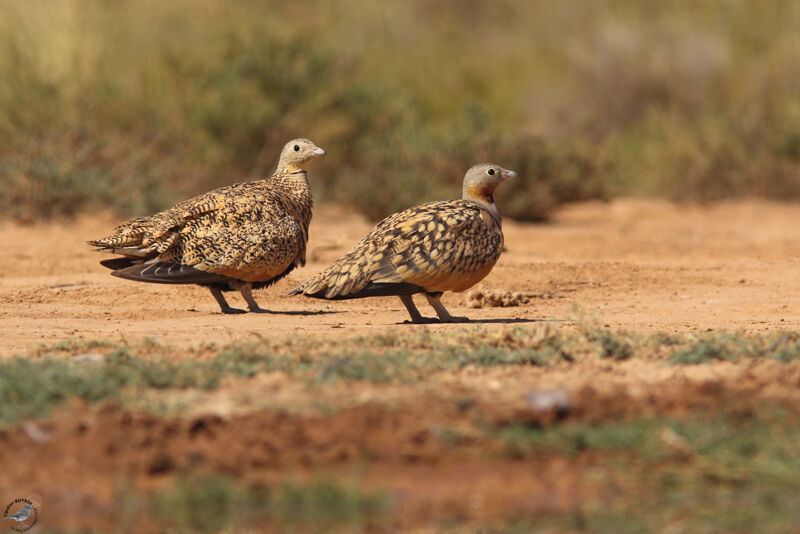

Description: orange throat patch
[464,184,494,204]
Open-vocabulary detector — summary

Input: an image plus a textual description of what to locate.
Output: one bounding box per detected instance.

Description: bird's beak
[501,169,517,180]
[313,147,326,155]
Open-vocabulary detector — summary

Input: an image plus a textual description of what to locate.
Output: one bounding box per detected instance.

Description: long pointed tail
[289,248,374,298]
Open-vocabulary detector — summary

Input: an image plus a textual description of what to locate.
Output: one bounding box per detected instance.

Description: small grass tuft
[670,341,730,364]
[595,330,634,360]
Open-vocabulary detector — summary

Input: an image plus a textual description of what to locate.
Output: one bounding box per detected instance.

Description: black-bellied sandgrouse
[290,163,515,323]
[89,138,325,314]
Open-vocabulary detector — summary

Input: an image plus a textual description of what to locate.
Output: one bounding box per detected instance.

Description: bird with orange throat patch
[290,163,516,322]
[89,138,325,314]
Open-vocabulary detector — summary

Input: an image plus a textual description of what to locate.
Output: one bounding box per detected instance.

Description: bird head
[461,163,516,204]
[278,138,326,172]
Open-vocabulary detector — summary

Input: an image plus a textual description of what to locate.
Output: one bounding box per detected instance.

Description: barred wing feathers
[291,200,503,298]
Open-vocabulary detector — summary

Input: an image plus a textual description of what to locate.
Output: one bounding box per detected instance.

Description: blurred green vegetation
[4,327,798,427]
[142,477,389,533]
[1,0,799,222]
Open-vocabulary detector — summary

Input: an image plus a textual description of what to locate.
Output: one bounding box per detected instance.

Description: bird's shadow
[396,317,564,325]
[273,309,339,316]
[212,309,340,316]
[465,317,549,325]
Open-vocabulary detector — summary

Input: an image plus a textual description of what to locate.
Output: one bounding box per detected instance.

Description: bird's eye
[294,145,300,152]
[488,168,495,176]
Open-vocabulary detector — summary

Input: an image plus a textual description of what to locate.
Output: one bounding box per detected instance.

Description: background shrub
[1,0,798,222]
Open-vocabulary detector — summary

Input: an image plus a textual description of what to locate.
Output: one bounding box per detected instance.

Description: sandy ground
[1,199,798,355]
[1,199,799,531]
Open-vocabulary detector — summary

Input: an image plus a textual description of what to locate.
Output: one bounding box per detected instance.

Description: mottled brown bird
[89,138,325,314]
[290,163,516,323]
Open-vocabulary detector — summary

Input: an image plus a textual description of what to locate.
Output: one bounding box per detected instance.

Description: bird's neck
[276,160,308,173]
[273,168,309,184]
[463,185,502,227]
[271,168,313,220]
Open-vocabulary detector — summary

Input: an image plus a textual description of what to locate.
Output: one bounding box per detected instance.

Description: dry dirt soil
[1,199,799,531]
[3,199,798,351]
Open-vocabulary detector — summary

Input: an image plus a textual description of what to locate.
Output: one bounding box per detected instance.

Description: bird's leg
[209,287,246,314]
[399,294,438,324]
[239,284,270,313]
[425,293,469,323]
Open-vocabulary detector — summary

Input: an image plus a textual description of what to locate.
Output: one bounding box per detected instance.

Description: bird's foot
[247,305,271,314]
[441,315,470,323]
[403,316,441,324]
[220,307,247,315]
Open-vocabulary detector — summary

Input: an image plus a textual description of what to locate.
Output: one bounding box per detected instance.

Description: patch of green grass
[0,350,216,425]
[312,350,414,383]
[767,336,800,363]
[594,330,634,360]
[501,487,800,534]
[461,346,556,367]
[490,413,800,533]
[669,331,800,364]
[116,476,390,533]
[671,340,730,364]
[2,330,570,426]
[4,328,800,427]
[495,414,800,482]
